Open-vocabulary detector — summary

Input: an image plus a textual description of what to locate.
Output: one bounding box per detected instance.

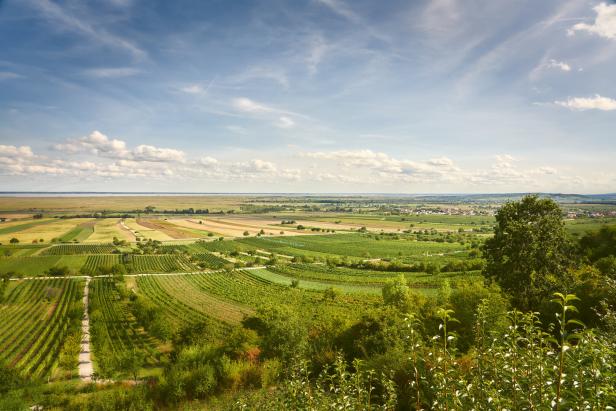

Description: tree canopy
[482,195,573,310]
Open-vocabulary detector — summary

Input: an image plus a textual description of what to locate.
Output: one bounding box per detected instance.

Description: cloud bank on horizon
[0,0,615,193]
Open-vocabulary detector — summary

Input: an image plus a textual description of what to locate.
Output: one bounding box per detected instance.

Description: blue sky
[0,0,615,193]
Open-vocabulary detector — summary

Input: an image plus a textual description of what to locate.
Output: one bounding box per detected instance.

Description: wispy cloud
[179,78,215,95]
[26,0,147,59]
[84,67,141,78]
[275,116,295,129]
[229,66,289,88]
[0,71,24,80]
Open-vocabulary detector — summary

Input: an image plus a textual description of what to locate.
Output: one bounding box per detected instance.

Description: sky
[0,0,615,194]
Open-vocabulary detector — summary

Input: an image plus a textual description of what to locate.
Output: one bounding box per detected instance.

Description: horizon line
[0,191,615,196]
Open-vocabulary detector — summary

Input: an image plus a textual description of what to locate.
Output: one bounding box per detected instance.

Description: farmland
[0,278,83,379]
[0,218,88,244]
[86,218,134,243]
[0,194,615,409]
[89,278,160,378]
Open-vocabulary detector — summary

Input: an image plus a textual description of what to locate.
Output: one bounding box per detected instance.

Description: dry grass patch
[137,218,197,239]
[85,218,133,243]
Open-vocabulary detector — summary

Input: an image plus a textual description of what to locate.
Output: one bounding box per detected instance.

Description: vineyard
[0,278,83,379]
[270,263,480,291]
[191,252,228,269]
[237,233,466,261]
[249,267,383,294]
[127,254,197,273]
[183,270,378,318]
[89,278,160,376]
[137,275,250,324]
[42,244,117,255]
[134,275,231,339]
[82,255,122,273]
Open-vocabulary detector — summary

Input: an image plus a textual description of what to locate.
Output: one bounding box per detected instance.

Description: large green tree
[482,195,574,310]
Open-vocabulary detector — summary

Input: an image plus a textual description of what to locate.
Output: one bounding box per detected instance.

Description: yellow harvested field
[123,218,174,241]
[177,216,313,238]
[0,218,54,229]
[85,218,134,243]
[282,219,359,231]
[291,219,401,232]
[0,213,34,220]
[117,219,137,242]
[165,219,224,236]
[0,195,243,212]
[0,218,84,243]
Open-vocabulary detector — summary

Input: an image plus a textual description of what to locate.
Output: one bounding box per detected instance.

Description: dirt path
[78,278,93,382]
[118,219,137,241]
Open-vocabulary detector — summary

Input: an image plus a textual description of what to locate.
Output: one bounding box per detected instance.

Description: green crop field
[247,267,383,294]
[58,221,95,242]
[0,218,56,236]
[82,255,122,273]
[238,233,465,261]
[0,278,83,379]
[127,254,196,273]
[0,244,47,257]
[191,252,229,269]
[41,244,117,255]
[89,278,160,376]
[134,275,231,339]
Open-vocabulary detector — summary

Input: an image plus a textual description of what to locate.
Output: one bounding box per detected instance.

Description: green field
[0,278,83,379]
[59,221,95,242]
[0,218,56,236]
[127,254,197,273]
[42,244,117,255]
[237,233,466,261]
[247,268,383,294]
[0,255,87,276]
[89,278,160,377]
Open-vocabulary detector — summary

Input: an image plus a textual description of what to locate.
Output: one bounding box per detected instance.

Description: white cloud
[546,59,571,72]
[428,156,454,167]
[555,95,616,111]
[180,84,204,94]
[232,97,273,113]
[133,145,185,163]
[537,166,558,175]
[54,130,130,158]
[0,145,34,158]
[229,66,289,88]
[495,154,516,163]
[199,156,218,167]
[238,159,278,173]
[231,98,307,128]
[84,67,141,78]
[53,131,186,162]
[301,149,571,189]
[275,116,295,129]
[569,3,616,40]
[303,150,459,180]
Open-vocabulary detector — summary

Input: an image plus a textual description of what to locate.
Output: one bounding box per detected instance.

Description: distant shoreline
[0,191,614,197]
